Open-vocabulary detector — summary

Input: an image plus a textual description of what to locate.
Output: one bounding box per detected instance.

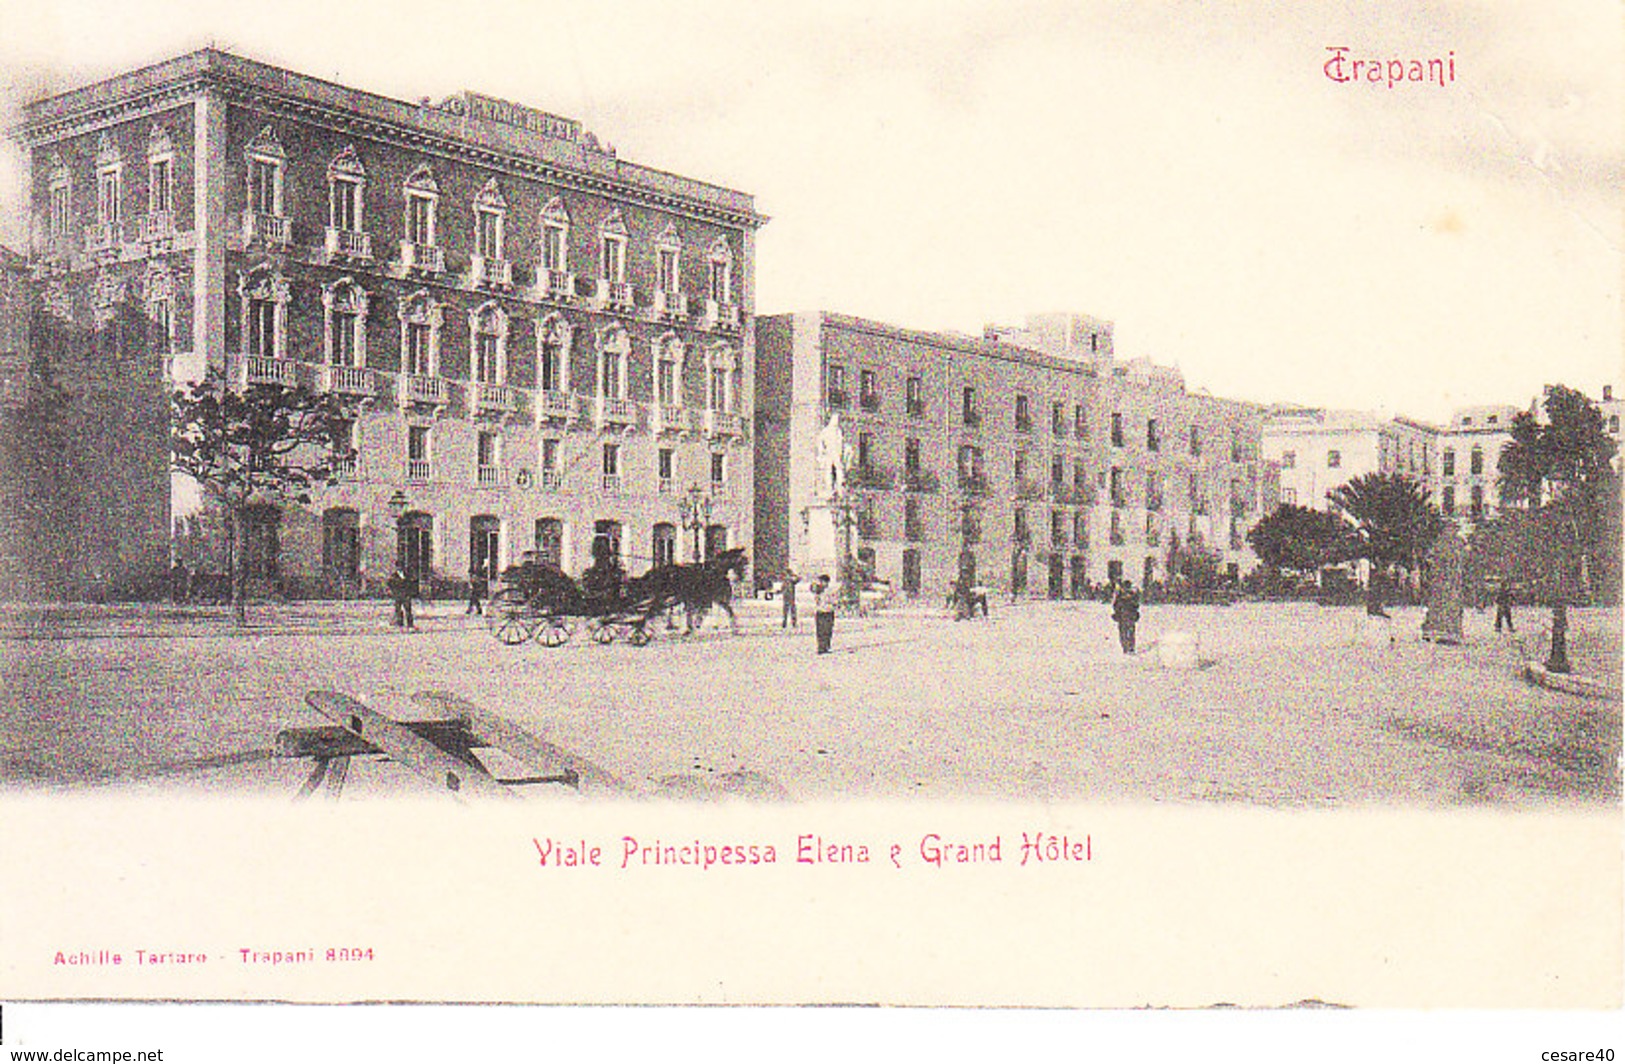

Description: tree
[1328,472,1443,615]
[1494,385,1620,673]
[171,366,358,624]
[1164,530,1226,593]
[0,349,76,597]
[1245,503,1359,578]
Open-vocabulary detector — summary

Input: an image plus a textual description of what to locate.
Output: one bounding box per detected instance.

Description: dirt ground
[0,599,1617,806]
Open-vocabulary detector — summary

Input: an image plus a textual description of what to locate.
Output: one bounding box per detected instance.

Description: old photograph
[0,0,1619,1039]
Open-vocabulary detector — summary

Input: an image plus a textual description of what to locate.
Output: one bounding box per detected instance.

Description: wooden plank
[305,691,517,803]
[410,691,631,795]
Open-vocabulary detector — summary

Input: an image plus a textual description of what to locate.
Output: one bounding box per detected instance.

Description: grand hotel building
[20,50,763,593]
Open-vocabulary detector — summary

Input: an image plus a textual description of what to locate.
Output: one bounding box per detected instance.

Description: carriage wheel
[627,623,652,648]
[494,616,534,646]
[487,589,530,630]
[537,620,571,647]
[588,619,616,644]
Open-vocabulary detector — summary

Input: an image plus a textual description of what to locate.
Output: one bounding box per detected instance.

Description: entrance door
[470,515,500,581]
[398,512,433,584]
[321,508,360,593]
[242,504,282,591]
[1070,554,1087,598]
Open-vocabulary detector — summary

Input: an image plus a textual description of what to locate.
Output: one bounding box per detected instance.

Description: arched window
[707,236,733,305]
[597,325,630,400]
[652,523,677,568]
[655,334,685,409]
[534,517,565,568]
[322,277,369,367]
[540,196,571,276]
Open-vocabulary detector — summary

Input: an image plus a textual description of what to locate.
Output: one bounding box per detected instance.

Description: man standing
[467,560,488,616]
[388,564,417,630]
[1111,579,1141,654]
[1493,580,1516,634]
[813,574,837,654]
[781,568,799,629]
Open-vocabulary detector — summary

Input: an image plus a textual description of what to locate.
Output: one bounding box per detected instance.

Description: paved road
[0,599,1616,805]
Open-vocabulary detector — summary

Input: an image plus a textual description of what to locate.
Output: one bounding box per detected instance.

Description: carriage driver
[581,534,627,612]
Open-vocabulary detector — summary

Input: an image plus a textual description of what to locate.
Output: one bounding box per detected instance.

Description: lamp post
[386,489,409,570]
[678,483,713,562]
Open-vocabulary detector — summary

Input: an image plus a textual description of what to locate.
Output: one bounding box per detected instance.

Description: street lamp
[678,483,713,562]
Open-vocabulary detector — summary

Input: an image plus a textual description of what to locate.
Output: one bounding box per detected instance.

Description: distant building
[1431,404,1517,527]
[19,49,763,595]
[755,311,1269,598]
[1262,407,1434,511]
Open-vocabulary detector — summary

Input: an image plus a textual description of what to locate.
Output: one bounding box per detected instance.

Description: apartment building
[20,49,763,594]
[755,312,1269,599]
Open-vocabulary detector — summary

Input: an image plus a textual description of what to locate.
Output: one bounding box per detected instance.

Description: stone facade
[755,312,1269,599]
[19,50,763,595]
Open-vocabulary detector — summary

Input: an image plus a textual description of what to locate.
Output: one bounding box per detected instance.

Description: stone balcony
[533,389,578,424]
[404,374,448,407]
[228,353,300,389]
[406,459,433,484]
[82,221,118,255]
[472,381,515,415]
[703,299,742,332]
[652,404,696,435]
[321,363,377,398]
[324,227,373,261]
[595,278,635,311]
[540,269,575,301]
[242,211,290,248]
[399,240,444,274]
[471,255,513,288]
[138,212,174,245]
[652,289,689,319]
[595,395,641,431]
[704,409,745,438]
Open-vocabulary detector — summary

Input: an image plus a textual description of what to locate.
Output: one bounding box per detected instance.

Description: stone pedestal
[804,500,842,582]
[1158,629,1200,669]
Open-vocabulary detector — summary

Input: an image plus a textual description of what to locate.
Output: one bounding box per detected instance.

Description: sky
[0,0,1618,423]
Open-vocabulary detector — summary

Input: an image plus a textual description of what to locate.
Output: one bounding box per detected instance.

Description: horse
[634,548,749,634]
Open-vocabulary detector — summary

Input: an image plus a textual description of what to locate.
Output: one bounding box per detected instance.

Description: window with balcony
[1051,511,1066,547]
[708,237,733,304]
[707,346,735,414]
[471,303,507,385]
[1015,394,1032,433]
[1469,447,1483,475]
[598,327,630,401]
[399,165,441,272]
[476,199,503,262]
[327,146,366,233]
[1110,412,1124,447]
[962,386,979,426]
[147,126,173,218]
[477,430,501,486]
[657,337,683,409]
[711,451,726,487]
[243,127,286,247]
[398,291,442,378]
[407,424,432,482]
[599,213,627,282]
[237,266,288,360]
[906,375,925,418]
[321,278,368,368]
[541,198,570,275]
[536,314,571,396]
[1146,418,1159,451]
[859,369,879,411]
[827,365,848,408]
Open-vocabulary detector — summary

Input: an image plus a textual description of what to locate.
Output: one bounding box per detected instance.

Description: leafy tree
[171,366,358,624]
[1494,385,1620,673]
[1245,503,1358,578]
[1328,472,1443,615]
[1164,530,1226,592]
[0,349,77,597]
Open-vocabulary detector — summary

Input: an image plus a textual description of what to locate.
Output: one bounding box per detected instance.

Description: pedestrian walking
[1493,580,1516,634]
[1111,579,1141,654]
[781,568,799,629]
[388,564,417,630]
[812,574,836,654]
[467,560,488,616]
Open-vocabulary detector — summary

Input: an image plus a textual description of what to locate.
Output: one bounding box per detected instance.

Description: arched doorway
[321,507,360,595]
[469,515,500,582]
[651,522,677,568]
[704,523,728,562]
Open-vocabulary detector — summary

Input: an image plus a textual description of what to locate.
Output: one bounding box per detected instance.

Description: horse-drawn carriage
[486,547,749,648]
